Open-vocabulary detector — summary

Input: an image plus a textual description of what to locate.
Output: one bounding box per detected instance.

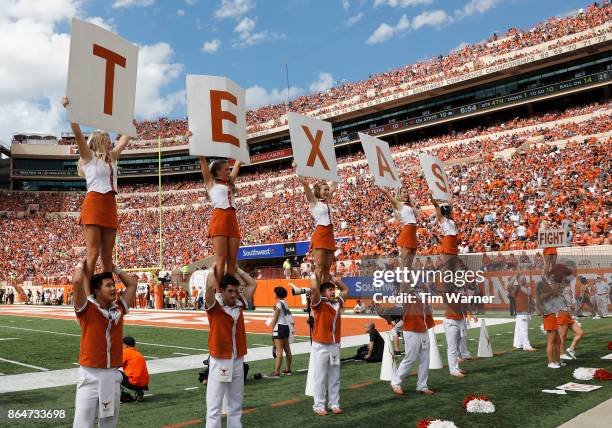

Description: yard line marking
[296,368,309,372]
[184,387,199,391]
[0,325,207,351]
[144,394,153,397]
[173,352,191,356]
[0,357,48,371]
[0,338,19,341]
[163,419,202,428]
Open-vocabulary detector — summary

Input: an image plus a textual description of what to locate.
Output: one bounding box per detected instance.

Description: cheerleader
[295,166,338,289]
[540,217,558,275]
[380,186,420,270]
[198,155,241,288]
[430,195,458,272]
[62,97,133,275]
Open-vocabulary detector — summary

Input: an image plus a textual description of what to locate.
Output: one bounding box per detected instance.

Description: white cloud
[374,0,432,7]
[135,43,185,119]
[177,9,185,16]
[412,9,452,30]
[233,16,284,47]
[342,0,350,11]
[309,72,334,93]
[455,0,500,19]
[84,16,116,32]
[366,14,409,44]
[346,12,363,26]
[245,85,304,109]
[214,0,254,19]
[0,0,185,144]
[201,38,221,54]
[112,0,155,9]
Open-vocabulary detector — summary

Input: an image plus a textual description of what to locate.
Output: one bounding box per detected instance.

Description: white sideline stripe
[0,326,207,351]
[0,317,516,395]
[252,344,269,347]
[144,356,158,360]
[144,394,153,397]
[0,357,48,371]
[184,387,199,391]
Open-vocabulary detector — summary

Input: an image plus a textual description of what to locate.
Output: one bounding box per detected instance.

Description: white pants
[73,366,121,428]
[311,341,340,411]
[513,314,532,349]
[443,319,463,374]
[459,319,471,359]
[206,357,244,428]
[391,331,429,391]
[597,295,609,317]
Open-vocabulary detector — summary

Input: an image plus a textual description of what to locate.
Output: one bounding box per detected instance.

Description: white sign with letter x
[287,112,339,182]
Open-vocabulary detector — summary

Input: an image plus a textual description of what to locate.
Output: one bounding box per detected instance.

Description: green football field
[0,314,610,428]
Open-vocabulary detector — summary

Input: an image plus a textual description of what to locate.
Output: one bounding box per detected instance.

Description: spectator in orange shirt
[121,337,150,402]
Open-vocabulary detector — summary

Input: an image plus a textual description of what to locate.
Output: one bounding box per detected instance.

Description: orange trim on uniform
[543,313,558,331]
[403,304,434,332]
[441,235,458,255]
[543,247,558,256]
[78,191,118,229]
[557,310,575,326]
[312,297,342,344]
[76,298,127,368]
[444,292,465,320]
[206,296,247,359]
[208,207,240,238]
[397,224,418,249]
[122,347,150,387]
[311,224,335,251]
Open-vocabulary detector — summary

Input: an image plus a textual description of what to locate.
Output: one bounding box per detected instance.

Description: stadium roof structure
[13,132,57,139]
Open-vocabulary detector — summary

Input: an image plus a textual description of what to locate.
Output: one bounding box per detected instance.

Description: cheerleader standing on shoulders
[380,186,421,270]
[198,154,242,288]
[62,97,133,275]
[295,163,338,290]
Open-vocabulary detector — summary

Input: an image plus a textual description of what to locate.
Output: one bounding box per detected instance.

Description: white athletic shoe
[547,363,561,369]
[593,316,601,320]
[560,354,572,360]
[566,348,577,359]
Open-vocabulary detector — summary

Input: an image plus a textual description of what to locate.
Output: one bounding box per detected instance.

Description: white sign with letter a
[186,75,250,165]
[419,154,451,201]
[358,132,400,189]
[66,18,138,137]
[288,112,339,182]
[538,229,569,248]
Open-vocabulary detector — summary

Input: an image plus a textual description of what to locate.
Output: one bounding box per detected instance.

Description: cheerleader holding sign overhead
[196,139,242,288]
[294,162,338,289]
[380,186,421,270]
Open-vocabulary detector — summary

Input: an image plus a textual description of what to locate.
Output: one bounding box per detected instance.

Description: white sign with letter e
[186,75,250,165]
[288,112,339,182]
[419,154,451,201]
[358,133,400,189]
[538,229,568,248]
[66,18,138,137]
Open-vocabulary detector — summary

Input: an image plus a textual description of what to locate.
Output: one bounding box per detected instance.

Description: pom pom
[573,367,598,381]
[416,419,457,428]
[593,368,612,380]
[463,394,490,409]
[466,399,496,413]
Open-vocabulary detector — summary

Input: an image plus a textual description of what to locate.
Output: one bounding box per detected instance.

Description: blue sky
[83,0,591,115]
[0,0,596,145]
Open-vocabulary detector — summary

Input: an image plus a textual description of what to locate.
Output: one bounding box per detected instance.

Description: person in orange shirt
[120,337,149,402]
[205,272,257,428]
[390,280,435,396]
[309,276,349,416]
[72,260,137,428]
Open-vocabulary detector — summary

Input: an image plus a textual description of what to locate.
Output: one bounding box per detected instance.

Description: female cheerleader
[380,186,420,270]
[62,97,133,275]
[430,195,458,272]
[198,155,241,287]
[295,166,338,289]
